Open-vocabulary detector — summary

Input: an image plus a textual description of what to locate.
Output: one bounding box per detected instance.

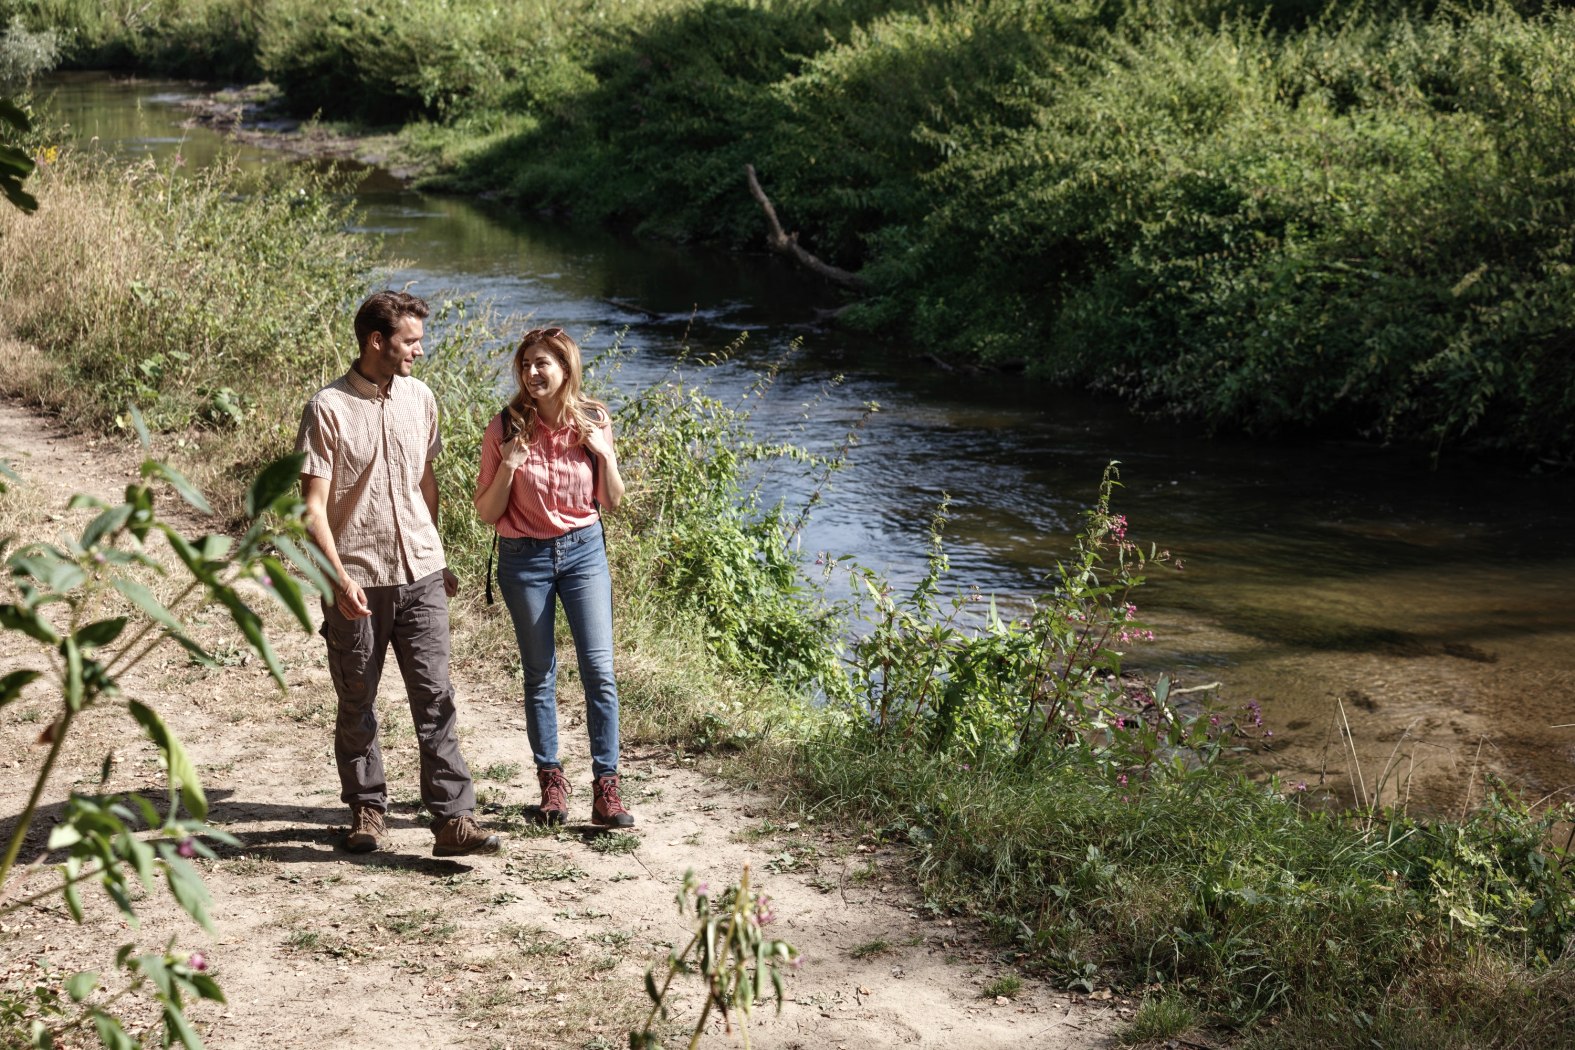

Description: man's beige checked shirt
[295,367,447,589]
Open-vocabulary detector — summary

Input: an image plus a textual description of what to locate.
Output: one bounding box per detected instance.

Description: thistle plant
[0,410,329,1048]
[632,866,799,1050]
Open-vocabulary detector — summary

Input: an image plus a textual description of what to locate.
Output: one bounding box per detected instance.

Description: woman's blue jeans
[496,521,620,779]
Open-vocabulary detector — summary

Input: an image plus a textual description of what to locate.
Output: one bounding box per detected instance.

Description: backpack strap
[485,405,510,606]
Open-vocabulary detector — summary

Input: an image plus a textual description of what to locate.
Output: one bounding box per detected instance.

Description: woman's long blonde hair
[505,327,608,444]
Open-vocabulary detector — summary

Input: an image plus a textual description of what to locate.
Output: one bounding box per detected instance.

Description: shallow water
[39,72,1575,807]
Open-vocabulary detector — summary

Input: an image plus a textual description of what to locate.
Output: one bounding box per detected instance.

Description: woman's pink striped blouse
[475,413,607,539]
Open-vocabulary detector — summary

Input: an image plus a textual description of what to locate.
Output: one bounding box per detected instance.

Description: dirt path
[0,398,1121,1049]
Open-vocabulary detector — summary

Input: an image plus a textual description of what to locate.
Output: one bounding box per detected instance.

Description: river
[39,72,1575,809]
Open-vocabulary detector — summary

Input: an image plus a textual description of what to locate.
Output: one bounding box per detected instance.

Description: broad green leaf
[0,668,39,707]
[92,1010,137,1050]
[80,504,133,550]
[260,558,311,630]
[246,452,305,518]
[213,588,284,688]
[271,535,332,598]
[189,973,225,1003]
[0,98,30,131]
[111,578,181,629]
[142,459,212,515]
[0,603,59,644]
[11,552,86,593]
[65,970,97,1002]
[135,953,173,998]
[48,823,83,849]
[125,834,155,890]
[128,700,207,821]
[76,617,128,650]
[163,1003,202,1050]
[161,854,215,932]
[170,631,218,668]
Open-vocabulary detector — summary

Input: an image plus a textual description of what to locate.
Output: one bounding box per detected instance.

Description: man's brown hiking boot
[591,774,635,829]
[432,814,502,857]
[537,766,570,826]
[346,804,386,853]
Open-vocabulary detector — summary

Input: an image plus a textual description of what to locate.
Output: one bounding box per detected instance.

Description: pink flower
[176,838,197,859]
[1117,774,1128,786]
[187,952,207,973]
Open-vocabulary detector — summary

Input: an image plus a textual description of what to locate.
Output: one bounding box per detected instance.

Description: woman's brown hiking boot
[537,766,570,825]
[591,774,635,829]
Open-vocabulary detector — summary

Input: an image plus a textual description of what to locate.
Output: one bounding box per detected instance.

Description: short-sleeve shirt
[475,412,608,540]
[295,367,446,588]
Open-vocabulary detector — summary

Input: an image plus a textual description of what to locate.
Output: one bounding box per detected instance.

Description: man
[296,290,500,858]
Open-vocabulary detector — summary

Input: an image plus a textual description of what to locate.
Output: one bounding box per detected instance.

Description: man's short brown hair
[354,291,430,351]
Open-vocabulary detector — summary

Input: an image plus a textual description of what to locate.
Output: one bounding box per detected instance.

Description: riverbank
[4,147,1574,1047]
[15,0,1575,459]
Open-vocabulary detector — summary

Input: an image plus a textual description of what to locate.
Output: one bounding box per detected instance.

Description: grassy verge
[10,0,1575,457]
[3,138,1572,1047]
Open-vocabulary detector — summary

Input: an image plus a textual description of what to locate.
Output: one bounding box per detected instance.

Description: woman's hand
[499,432,531,472]
[583,425,615,464]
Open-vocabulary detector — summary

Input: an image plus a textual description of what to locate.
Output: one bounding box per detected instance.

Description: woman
[474,327,633,828]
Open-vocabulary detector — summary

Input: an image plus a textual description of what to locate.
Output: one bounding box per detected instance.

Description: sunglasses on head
[519,326,566,346]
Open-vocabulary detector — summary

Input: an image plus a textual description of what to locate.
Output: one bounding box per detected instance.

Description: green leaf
[246,452,305,518]
[270,535,332,598]
[10,551,86,593]
[125,834,156,890]
[161,854,215,932]
[212,587,284,688]
[63,636,84,710]
[80,504,134,550]
[92,1009,137,1050]
[0,603,59,644]
[76,617,128,650]
[128,700,207,821]
[163,1003,202,1050]
[0,98,31,131]
[134,953,173,998]
[63,857,84,922]
[260,558,311,630]
[0,668,39,707]
[127,405,151,451]
[170,631,218,668]
[188,974,225,1004]
[48,823,82,849]
[111,578,181,630]
[65,970,98,1002]
[143,461,212,516]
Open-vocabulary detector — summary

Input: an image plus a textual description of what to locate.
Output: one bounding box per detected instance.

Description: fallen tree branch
[744,163,869,292]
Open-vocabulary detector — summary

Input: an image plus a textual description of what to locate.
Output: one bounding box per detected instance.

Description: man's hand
[442,567,459,598]
[336,576,372,620]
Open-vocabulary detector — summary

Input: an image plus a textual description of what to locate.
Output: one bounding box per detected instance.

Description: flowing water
[39,72,1575,808]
